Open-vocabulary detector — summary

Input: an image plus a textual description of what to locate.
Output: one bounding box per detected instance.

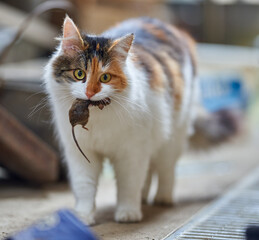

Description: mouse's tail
[72,126,90,163]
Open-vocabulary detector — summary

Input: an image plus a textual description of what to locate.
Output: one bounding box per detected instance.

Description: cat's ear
[61,15,84,55]
[108,33,134,62]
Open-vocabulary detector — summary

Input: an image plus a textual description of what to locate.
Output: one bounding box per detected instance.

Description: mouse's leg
[82,125,88,131]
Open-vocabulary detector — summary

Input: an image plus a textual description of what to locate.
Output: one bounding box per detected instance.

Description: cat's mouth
[88,97,111,110]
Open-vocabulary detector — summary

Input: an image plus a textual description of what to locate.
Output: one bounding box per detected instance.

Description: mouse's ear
[61,15,84,55]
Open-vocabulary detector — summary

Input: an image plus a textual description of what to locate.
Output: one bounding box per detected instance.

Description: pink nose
[86,91,95,99]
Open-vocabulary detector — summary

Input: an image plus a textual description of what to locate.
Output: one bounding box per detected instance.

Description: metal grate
[164,167,259,240]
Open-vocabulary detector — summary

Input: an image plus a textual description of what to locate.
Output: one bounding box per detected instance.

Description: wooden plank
[0,105,59,183]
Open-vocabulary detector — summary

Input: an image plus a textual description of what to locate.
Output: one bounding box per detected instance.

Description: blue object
[246,225,259,240]
[6,209,98,240]
[200,73,248,112]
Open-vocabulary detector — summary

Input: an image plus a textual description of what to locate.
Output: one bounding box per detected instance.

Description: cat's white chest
[74,104,140,157]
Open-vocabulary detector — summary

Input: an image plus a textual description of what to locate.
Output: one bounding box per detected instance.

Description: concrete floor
[0,133,259,240]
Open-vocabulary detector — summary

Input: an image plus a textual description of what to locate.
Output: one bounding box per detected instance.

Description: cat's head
[50,16,134,102]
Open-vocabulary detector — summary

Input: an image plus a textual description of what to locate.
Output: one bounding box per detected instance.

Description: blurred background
[0,0,258,189]
[1,0,259,239]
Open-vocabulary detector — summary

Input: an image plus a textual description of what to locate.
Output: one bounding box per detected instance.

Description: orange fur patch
[84,42,89,50]
[86,57,101,97]
[86,56,128,96]
[142,23,168,42]
[132,45,184,109]
[133,46,165,93]
[106,60,128,91]
[108,39,120,53]
[166,23,183,40]
[161,53,184,110]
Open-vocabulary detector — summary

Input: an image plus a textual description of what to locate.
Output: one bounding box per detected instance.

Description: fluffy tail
[189,109,242,150]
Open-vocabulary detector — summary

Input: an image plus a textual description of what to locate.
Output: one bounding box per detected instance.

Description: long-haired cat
[44,16,238,224]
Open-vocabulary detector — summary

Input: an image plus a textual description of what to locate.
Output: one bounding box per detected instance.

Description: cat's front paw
[115,208,142,223]
[75,210,96,226]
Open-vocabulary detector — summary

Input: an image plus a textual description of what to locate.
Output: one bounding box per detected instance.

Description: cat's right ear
[61,15,84,55]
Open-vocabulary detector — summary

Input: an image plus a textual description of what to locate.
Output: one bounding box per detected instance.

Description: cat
[44,15,238,224]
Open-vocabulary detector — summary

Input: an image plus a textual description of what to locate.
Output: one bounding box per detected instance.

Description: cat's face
[51,16,134,102]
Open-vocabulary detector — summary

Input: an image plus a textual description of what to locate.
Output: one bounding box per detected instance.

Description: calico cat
[45,16,238,224]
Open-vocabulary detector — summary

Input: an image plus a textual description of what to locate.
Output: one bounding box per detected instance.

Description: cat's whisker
[55,93,74,101]
[112,92,148,110]
[26,90,45,101]
[112,94,151,119]
[109,96,134,124]
[110,103,124,126]
[112,93,164,123]
[28,96,49,119]
[110,97,143,128]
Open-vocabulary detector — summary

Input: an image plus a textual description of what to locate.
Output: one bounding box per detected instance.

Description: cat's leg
[153,139,184,205]
[142,165,153,204]
[113,149,150,223]
[66,149,102,225]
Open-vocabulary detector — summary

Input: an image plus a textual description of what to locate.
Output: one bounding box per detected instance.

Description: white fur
[44,45,196,224]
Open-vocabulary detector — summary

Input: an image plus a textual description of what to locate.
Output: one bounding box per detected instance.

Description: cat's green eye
[73,69,86,81]
[100,73,112,83]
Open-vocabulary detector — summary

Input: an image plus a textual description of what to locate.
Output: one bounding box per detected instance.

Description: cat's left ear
[61,15,84,55]
[108,33,134,62]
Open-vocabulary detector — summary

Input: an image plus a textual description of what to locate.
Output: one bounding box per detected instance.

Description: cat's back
[102,17,196,68]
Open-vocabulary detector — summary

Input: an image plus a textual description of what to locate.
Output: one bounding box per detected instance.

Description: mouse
[69,98,111,163]
[69,99,91,162]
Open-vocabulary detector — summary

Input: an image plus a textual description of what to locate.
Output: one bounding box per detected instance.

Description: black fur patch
[82,35,111,65]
